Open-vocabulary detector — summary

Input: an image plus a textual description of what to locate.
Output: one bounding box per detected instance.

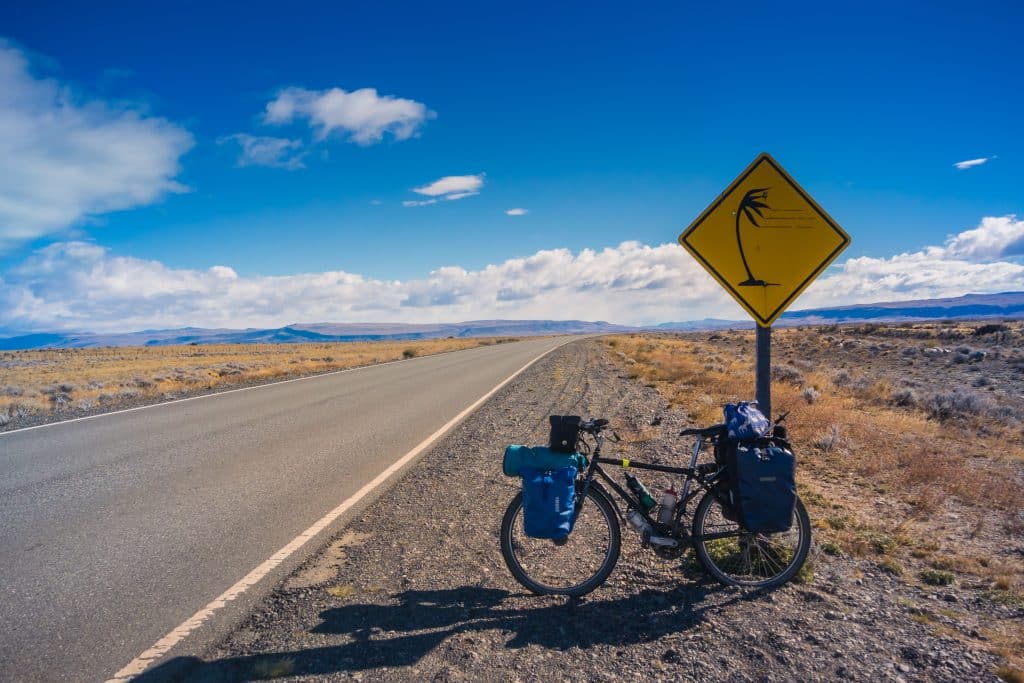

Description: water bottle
[624,473,657,512]
[626,509,652,536]
[658,486,678,524]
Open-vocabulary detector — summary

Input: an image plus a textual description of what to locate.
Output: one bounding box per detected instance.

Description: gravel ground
[150,339,1004,682]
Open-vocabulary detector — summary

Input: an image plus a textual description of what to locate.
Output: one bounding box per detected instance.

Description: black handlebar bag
[548,415,582,453]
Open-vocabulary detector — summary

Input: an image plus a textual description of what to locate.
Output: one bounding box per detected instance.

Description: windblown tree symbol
[735,187,778,287]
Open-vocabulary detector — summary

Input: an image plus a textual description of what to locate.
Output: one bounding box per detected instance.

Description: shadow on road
[138,581,756,682]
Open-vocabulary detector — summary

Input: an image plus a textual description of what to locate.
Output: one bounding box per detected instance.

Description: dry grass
[604,327,1024,674]
[0,337,517,428]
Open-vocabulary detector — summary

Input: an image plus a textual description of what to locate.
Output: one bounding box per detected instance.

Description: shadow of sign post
[678,152,851,416]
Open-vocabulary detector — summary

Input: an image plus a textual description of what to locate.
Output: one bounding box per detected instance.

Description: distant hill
[0,320,637,350]
[654,291,1024,330]
[4,292,1023,350]
[655,318,752,331]
[778,291,1024,324]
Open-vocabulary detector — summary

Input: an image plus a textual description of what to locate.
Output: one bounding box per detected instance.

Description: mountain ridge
[3,292,1022,350]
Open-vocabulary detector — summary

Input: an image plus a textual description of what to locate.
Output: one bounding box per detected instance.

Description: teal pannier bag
[521,466,578,539]
[503,445,587,477]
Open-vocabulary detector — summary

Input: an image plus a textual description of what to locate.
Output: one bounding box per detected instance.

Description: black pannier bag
[722,441,796,533]
[548,415,582,453]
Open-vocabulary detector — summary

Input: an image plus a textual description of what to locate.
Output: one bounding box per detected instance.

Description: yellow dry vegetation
[605,329,1024,674]
[0,337,517,426]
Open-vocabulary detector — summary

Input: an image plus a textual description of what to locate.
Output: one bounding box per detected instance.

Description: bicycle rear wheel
[500,484,620,597]
[692,491,811,589]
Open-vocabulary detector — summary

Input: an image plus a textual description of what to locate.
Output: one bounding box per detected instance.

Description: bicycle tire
[500,483,621,597]
[692,491,811,589]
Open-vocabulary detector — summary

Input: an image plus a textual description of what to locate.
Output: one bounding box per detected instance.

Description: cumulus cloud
[506,208,529,216]
[404,174,484,207]
[953,157,993,170]
[0,239,728,332]
[2,216,1023,334]
[937,215,1024,261]
[221,134,304,170]
[264,86,433,145]
[0,41,194,252]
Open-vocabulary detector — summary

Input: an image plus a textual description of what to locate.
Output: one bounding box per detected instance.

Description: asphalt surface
[0,337,568,682]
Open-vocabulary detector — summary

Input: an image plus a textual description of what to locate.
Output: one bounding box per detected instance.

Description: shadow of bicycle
[138,578,760,682]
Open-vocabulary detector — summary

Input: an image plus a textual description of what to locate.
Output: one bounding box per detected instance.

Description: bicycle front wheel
[500,484,621,597]
[692,491,811,589]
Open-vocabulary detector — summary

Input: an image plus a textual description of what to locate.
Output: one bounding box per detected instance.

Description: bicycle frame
[576,431,742,543]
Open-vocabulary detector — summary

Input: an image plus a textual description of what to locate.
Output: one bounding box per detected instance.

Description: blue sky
[0,1,1022,332]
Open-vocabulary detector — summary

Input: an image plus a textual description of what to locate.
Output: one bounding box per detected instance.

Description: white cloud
[0,41,194,252]
[404,174,484,207]
[937,215,1024,261]
[506,208,528,216]
[412,174,484,197]
[264,86,433,145]
[3,216,1023,333]
[221,134,304,170]
[953,157,993,170]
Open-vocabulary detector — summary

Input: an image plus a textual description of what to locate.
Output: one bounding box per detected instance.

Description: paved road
[0,337,568,681]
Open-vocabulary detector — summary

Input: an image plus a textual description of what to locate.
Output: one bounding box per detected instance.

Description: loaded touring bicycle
[500,407,812,596]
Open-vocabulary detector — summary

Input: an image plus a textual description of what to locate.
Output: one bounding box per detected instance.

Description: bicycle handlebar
[578,418,609,433]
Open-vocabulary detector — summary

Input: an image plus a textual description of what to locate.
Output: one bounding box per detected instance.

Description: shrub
[879,558,904,576]
[890,387,918,407]
[402,348,417,359]
[923,388,993,421]
[802,387,820,404]
[919,568,954,586]
[41,383,76,395]
[772,364,804,385]
[832,370,853,387]
[1,384,23,397]
[973,323,1010,336]
[49,393,71,409]
[814,425,841,452]
[820,541,842,556]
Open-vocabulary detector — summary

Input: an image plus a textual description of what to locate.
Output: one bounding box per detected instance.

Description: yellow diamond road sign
[679,153,851,327]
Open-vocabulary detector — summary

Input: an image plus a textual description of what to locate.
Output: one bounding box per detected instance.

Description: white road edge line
[0,342,510,437]
[105,338,569,682]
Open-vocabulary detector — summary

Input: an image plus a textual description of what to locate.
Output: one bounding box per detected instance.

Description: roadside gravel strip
[151,339,1002,682]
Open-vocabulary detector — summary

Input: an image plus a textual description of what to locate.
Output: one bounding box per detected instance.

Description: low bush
[772,364,804,385]
[974,323,1010,336]
[920,568,954,586]
[923,388,993,421]
[890,387,918,407]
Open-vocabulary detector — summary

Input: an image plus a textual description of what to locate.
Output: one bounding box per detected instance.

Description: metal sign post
[756,325,771,418]
[678,153,851,412]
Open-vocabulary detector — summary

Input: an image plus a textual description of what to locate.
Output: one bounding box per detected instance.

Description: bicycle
[500,417,812,596]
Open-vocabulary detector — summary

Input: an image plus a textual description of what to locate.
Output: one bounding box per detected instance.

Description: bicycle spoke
[696,493,809,587]
[506,490,615,593]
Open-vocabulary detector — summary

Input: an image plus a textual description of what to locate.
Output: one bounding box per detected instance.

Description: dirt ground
[139,336,1017,682]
